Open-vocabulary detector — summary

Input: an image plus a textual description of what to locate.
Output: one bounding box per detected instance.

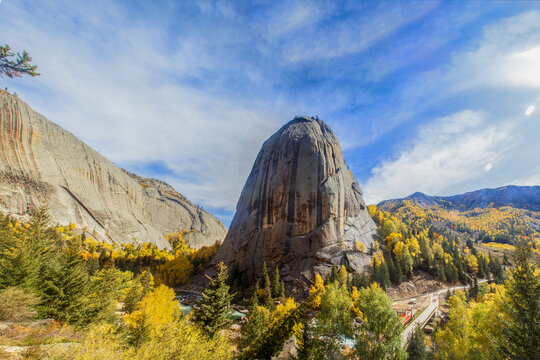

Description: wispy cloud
[363,110,513,203]
[362,10,540,203]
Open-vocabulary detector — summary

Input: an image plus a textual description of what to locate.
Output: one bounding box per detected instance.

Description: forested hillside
[1,205,539,359]
[379,189,540,248]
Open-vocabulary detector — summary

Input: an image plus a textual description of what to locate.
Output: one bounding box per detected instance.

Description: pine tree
[239,306,270,351]
[261,262,273,307]
[387,255,402,285]
[39,236,89,325]
[193,262,234,336]
[468,277,478,301]
[0,44,40,79]
[271,266,281,298]
[436,262,446,282]
[327,264,339,284]
[261,262,270,289]
[496,244,540,359]
[407,327,428,360]
[0,208,57,290]
[248,281,259,312]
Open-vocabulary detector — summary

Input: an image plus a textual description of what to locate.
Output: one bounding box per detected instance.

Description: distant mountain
[378,185,540,246]
[379,185,540,212]
[0,90,226,249]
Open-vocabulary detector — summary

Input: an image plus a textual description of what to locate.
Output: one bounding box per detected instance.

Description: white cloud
[361,10,540,203]
[525,105,535,116]
[0,1,284,215]
[511,174,540,186]
[363,110,512,204]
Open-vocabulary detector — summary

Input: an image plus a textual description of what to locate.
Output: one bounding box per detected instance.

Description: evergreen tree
[193,262,234,336]
[261,262,270,289]
[0,208,57,290]
[261,262,273,307]
[239,306,270,351]
[489,253,504,284]
[387,255,402,285]
[0,44,40,79]
[407,327,428,360]
[371,260,391,290]
[436,262,446,282]
[271,266,281,298]
[468,277,478,301]
[400,250,414,278]
[495,244,540,359]
[327,264,339,284]
[358,271,370,288]
[239,296,310,360]
[248,281,259,312]
[38,236,89,325]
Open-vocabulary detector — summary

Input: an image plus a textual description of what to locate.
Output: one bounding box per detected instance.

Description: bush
[0,287,39,321]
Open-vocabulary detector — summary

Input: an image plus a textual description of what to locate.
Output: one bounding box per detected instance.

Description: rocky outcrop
[125,172,227,249]
[213,116,376,289]
[0,91,226,249]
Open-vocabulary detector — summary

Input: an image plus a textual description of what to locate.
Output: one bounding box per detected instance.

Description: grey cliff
[0,91,226,249]
[213,116,376,288]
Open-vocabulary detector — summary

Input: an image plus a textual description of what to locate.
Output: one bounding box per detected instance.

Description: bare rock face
[125,172,227,249]
[0,91,226,249]
[213,116,376,288]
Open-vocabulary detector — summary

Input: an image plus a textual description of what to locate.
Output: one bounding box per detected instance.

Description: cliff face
[125,172,227,249]
[213,117,376,287]
[0,91,226,249]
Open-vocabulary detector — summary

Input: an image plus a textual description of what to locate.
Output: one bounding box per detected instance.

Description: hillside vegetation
[380,198,540,248]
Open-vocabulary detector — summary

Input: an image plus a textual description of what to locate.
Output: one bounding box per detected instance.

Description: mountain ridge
[379,185,540,212]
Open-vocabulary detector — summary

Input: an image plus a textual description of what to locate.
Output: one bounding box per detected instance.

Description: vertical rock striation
[213,116,376,288]
[0,91,226,249]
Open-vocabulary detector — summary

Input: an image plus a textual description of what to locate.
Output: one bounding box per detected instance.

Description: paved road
[401,294,438,343]
[399,279,488,344]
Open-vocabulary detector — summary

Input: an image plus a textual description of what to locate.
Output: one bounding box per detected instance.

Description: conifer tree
[271,266,281,298]
[239,306,270,351]
[327,264,339,284]
[387,255,402,285]
[248,280,259,312]
[193,262,234,336]
[261,262,270,289]
[495,244,540,359]
[436,262,446,282]
[261,262,273,307]
[407,327,428,360]
[0,208,57,290]
[0,44,40,79]
[39,236,89,325]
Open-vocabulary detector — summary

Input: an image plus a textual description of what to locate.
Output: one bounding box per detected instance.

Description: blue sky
[1,0,540,227]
